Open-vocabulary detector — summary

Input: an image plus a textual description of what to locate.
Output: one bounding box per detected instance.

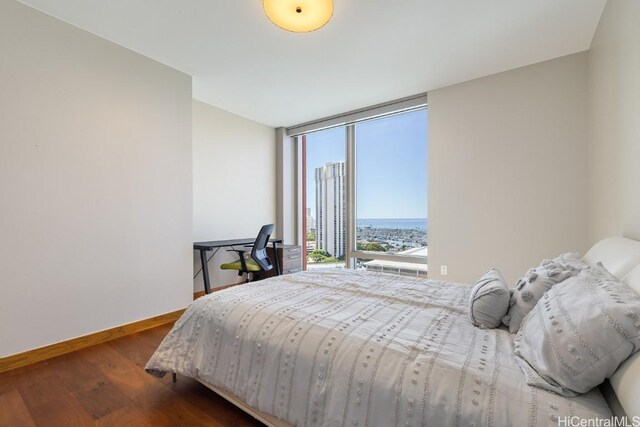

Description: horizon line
[356,217,428,220]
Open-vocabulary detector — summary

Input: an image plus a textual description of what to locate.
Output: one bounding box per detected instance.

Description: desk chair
[220,224,275,282]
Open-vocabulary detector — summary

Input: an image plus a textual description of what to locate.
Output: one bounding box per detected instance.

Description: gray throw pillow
[503,252,587,333]
[469,268,510,329]
[513,263,640,396]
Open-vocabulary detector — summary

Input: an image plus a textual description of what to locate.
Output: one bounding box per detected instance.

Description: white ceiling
[17,0,606,127]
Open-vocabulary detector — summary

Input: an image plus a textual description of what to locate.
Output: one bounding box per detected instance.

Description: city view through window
[303,109,428,275]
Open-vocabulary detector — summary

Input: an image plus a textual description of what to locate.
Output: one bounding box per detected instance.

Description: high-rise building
[315,162,346,258]
[306,208,315,231]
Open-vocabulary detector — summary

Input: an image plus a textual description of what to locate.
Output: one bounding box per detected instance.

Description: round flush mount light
[263,0,334,33]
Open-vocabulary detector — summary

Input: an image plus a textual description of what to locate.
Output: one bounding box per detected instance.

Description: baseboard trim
[0,309,185,374]
[0,284,245,374]
[193,281,244,300]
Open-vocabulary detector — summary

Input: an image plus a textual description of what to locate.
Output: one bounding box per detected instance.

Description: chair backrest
[251,224,275,271]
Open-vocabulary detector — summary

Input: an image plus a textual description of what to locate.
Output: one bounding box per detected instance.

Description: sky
[305,109,428,219]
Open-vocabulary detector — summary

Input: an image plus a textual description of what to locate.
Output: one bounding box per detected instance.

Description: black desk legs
[272,242,281,276]
[199,249,211,294]
[196,241,282,293]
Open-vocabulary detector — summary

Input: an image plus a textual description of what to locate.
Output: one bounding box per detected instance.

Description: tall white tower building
[315,162,346,258]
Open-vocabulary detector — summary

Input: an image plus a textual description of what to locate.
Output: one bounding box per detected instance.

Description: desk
[194,238,283,294]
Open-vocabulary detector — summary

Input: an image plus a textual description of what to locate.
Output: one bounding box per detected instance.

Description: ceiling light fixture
[263,0,334,33]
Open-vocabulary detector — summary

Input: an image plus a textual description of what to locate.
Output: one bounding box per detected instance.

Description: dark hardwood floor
[0,323,264,426]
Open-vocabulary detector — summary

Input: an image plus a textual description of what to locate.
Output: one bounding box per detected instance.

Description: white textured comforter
[146,270,611,426]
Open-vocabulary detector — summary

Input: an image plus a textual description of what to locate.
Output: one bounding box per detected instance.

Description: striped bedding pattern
[146,269,611,426]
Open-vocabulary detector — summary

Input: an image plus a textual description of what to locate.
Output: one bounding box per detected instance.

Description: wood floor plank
[14,370,95,426]
[0,361,49,395]
[78,343,176,410]
[73,380,133,420]
[0,388,36,427]
[79,341,234,425]
[93,406,152,427]
[45,352,106,394]
[21,396,95,427]
[137,323,173,345]
[0,377,14,396]
[157,375,260,426]
[108,333,160,370]
[2,323,267,426]
[137,399,227,427]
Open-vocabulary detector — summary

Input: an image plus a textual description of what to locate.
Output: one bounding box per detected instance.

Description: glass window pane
[305,127,346,269]
[355,110,428,263]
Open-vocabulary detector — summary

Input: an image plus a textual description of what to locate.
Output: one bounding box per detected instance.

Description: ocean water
[357,218,428,231]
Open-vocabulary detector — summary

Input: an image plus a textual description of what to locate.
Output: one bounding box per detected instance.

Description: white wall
[193,100,276,291]
[428,52,589,285]
[0,0,193,357]
[587,0,640,244]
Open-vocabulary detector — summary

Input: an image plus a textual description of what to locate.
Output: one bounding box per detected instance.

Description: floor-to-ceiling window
[299,105,428,275]
[353,109,428,275]
[303,127,347,269]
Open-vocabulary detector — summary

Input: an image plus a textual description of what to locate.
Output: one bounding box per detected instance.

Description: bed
[146,237,640,426]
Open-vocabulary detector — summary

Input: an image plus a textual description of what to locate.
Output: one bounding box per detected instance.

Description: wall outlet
[440,265,448,276]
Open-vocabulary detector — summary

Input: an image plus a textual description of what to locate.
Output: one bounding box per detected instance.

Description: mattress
[146,269,612,426]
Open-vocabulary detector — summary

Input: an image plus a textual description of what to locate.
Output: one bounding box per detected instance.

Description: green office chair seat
[219,224,275,282]
[220,257,262,272]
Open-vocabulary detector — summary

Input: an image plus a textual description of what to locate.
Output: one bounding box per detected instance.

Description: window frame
[297,104,428,270]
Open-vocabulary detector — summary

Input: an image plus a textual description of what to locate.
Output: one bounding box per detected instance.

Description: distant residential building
[362,247,428,277]
[315,162,346,258]
[306,208,315,231]
[306,240,317,253]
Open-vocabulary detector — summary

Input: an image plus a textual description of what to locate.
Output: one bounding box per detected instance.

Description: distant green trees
[357,242,387,252]
[308,249,337,263]
[307,230,316,241]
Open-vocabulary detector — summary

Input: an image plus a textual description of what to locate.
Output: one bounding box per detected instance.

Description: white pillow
[469,268,510,329]
[502,253,587,333]
[514,263,640,396]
